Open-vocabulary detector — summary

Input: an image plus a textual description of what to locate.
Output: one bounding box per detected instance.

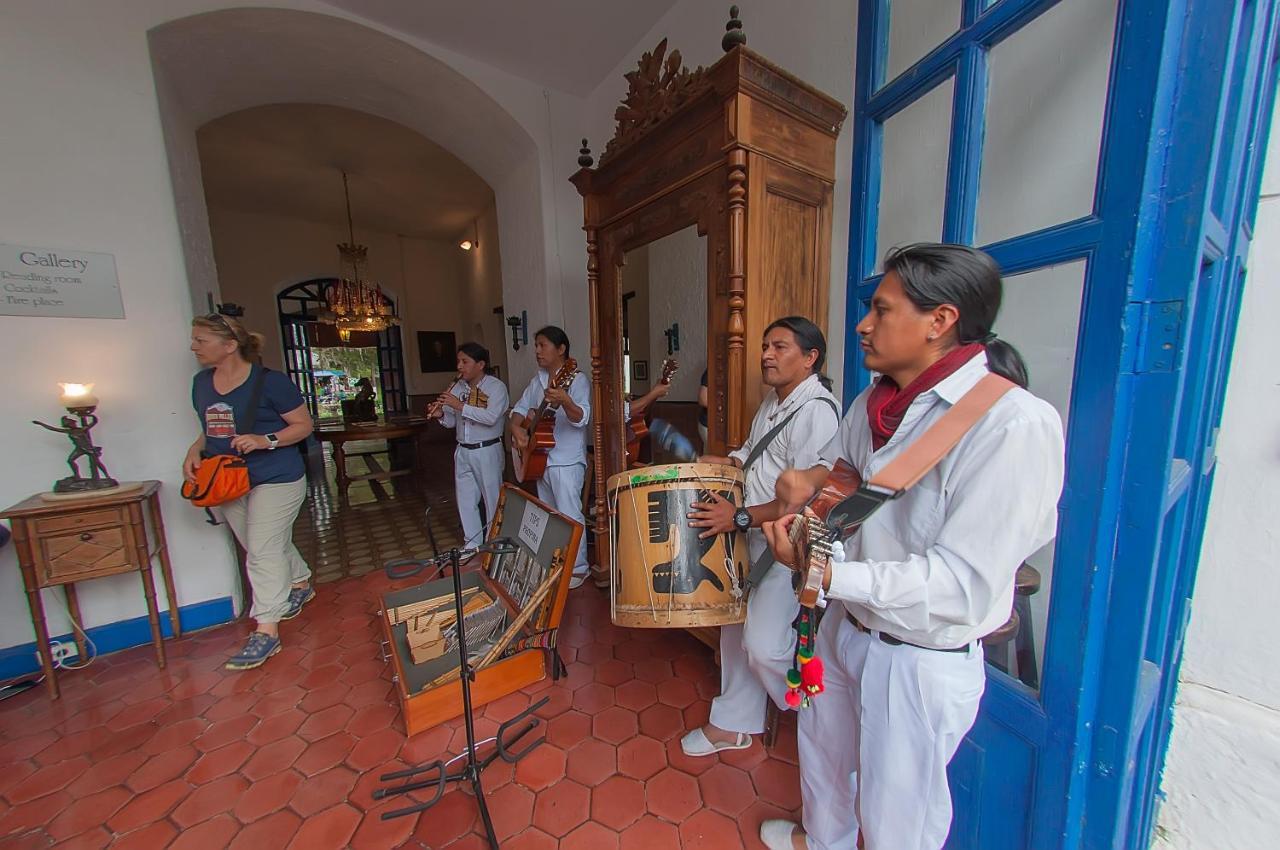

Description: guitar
[511,358,579,483]
[787,459,887,607]
[625,357,679,464]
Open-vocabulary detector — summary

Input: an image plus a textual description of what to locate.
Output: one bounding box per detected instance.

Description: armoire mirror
[571,30,846,589]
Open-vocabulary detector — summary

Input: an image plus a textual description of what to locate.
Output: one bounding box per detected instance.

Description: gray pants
[220,477,310,623]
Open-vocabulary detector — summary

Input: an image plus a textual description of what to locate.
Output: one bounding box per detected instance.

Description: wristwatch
[732,506,752,533]
[265,433,279,451]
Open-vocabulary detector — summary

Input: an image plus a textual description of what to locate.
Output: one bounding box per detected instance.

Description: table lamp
[32,382,119,493]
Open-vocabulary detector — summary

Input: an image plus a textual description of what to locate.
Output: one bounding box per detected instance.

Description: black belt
[459,437,502,450]
[846,610,968,653]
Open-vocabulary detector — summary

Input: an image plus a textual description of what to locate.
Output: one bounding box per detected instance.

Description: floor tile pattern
[0,444,802,849]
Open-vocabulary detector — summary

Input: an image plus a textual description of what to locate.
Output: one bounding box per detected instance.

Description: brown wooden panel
[735,95,840,181]
[34,508,125,535]
[40,526,131,583]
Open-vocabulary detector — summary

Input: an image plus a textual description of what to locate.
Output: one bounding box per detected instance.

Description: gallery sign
[0,243,124,319]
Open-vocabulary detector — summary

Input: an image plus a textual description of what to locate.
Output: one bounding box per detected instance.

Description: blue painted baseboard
[0,596,235,681]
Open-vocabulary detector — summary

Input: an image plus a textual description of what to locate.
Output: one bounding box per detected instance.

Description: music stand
[375,538,548,848]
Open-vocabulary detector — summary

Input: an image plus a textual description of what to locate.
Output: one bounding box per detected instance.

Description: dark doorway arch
[276,278,407,417]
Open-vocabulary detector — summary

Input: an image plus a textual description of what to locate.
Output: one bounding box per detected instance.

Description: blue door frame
[842,2,1279,848]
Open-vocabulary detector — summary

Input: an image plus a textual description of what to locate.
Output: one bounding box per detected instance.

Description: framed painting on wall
[417,331,456,373]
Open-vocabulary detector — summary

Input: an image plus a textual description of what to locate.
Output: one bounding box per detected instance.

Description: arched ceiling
[323,0,680,95]
[198,104,494,240]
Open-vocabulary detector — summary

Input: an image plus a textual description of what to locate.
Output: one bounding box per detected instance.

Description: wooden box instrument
[381,484,583,736]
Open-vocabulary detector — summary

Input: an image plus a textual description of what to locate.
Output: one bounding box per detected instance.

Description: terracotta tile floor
[0,448,803,849]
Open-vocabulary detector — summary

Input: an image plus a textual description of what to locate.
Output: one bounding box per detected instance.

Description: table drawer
[39,527,133,583]
[34,508,125,535]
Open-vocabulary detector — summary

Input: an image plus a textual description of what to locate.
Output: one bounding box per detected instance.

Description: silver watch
[266,433,279,450]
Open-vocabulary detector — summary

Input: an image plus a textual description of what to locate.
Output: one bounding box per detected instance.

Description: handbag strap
[235,366,268,436]
[742,395,840,474]
[866,373,1016,494]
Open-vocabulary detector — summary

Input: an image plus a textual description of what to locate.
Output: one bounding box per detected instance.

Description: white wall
[1154,91,1280,850]
[646,226,708,403]
[0,0,577,653]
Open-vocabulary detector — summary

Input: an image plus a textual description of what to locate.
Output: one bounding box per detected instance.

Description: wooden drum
[606,462,748,628]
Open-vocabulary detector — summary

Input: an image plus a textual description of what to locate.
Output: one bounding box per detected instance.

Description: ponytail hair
[883,243,1029,388]
[192,313,263,362]
[764,315,833,391]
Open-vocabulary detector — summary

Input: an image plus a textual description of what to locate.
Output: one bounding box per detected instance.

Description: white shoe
[760,819,802,850]
[569,574,586,589]
[679,726,751,757]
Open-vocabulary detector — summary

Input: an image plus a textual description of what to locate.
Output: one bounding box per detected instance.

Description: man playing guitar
[758,244,1066,850]
[508,325,592,588]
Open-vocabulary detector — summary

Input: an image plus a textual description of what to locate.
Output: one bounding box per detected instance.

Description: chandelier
[322,171,399,342]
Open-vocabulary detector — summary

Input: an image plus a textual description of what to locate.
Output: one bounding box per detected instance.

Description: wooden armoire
[571,20,846,585]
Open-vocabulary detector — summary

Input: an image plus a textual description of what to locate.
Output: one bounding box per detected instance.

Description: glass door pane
[876,77,956,260]
[976,0,1119,245]
[883,0,963,85]
[986,259,1087,693]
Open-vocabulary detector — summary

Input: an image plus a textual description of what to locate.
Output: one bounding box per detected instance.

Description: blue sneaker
[281,584,315,620]
[225,632,281,670]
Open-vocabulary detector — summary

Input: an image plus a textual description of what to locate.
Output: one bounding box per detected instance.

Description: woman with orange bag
[185,313,314,671]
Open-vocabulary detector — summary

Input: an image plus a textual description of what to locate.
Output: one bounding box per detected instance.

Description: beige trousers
[220,477,310,623]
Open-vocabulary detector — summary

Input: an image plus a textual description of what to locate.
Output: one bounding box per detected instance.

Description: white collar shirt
[729,373,841,559]
[819,352,1065,649]
[512,368,591,467]
[440,374,509,444]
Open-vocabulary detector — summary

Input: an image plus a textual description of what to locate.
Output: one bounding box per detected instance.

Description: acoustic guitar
[511,358,579,483]
[786,373,1017,607]
[625,357,679,465]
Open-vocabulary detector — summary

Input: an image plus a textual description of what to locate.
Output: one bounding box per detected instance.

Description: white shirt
[511,368,591,467]
[440,374,509,444]
[728,373,841,561]
[819,352,1065,649]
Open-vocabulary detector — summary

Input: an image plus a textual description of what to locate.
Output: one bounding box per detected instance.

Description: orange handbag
[182,366,267,516]
[181,454,250,507]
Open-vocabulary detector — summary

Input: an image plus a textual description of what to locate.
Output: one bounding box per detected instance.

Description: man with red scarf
[759,243,1065,850]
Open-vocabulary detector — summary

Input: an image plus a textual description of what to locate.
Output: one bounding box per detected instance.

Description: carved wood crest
[601,39,711,165]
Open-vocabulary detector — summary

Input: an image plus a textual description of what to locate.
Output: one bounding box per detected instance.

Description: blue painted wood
[845,0,1279,847]
[0,596,236,680]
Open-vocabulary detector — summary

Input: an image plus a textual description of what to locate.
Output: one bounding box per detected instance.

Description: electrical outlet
[50,642,76,664]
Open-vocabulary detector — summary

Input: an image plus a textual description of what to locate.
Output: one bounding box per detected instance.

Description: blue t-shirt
[192,366,306,487]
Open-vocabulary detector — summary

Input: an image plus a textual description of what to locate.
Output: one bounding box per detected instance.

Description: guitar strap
[742,395,841,588]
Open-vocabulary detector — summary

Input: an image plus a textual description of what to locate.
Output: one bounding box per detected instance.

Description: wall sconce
[459,220,479,251]
[664,322,680,355]
[507,310,528,351]
[32,383,120,494]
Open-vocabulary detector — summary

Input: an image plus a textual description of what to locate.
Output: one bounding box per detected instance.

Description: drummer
[680,316,842,756]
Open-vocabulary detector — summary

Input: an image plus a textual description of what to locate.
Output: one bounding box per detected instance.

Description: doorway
[843,1,1279,848]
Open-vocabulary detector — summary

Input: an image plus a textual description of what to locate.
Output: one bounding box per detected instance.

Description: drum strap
[743,396,841,588]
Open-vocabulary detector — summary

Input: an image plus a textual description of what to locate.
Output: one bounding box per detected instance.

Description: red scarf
[866,344,985,450]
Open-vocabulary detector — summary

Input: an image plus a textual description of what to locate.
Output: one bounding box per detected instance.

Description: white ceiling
[197,103,494,241]
[323,0,680,95]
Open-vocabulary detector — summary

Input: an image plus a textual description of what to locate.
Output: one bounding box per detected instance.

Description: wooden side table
[0,480,180,699]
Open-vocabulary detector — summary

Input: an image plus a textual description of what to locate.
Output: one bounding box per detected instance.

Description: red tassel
[785,688,803,708]
[801,655,825,696]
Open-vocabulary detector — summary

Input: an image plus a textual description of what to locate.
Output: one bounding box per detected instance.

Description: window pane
[884,0,962,84]
[985,260,1086,695]
[975,0,1119,245]
[876,77,955,263]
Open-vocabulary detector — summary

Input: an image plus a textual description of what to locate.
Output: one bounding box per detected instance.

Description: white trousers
[798,606,986,850]
[220,477,310,624]
[537,462,589,578]
[708,563,800,734]
[454,443,504,548]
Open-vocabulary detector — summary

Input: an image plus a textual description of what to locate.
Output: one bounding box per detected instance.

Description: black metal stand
[375,541,549,849]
